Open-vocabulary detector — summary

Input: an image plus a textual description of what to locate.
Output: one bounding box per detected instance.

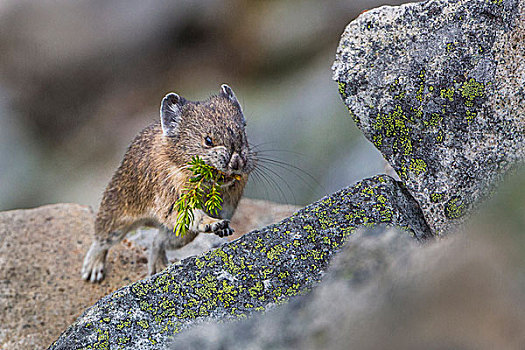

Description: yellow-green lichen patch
[416,69,426,102]
[429,113,443,128]
[137,320,150,329]
[465,109,477,122]
[337,81,347,98]
[347,107,360,125]
[444,196,466,219]
[430,192,446,203]
[267,244,286,260]
[374,105,414,156]
[460,78,484,107]
[440,87,455,102]
[409,158,427,176]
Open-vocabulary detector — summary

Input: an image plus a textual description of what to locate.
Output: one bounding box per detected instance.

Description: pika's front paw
[81,241,108,283]
[204,219,234,238]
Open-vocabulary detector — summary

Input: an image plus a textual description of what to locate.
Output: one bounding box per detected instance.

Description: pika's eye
[204,136,214,147]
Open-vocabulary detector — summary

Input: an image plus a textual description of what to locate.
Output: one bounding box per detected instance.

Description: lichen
[409,158,427,176]
[444,196,466,219]
[440,87,455,102]
[460,78,484,107]
[52,176,431,349]
[374,105,413,156]
[430,192,445,203]
[337,81,347,98]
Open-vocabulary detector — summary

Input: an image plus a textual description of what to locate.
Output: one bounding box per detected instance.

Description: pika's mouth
[217,171,242,185]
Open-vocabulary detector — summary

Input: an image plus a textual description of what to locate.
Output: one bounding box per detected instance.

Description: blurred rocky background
[0,0,415,211]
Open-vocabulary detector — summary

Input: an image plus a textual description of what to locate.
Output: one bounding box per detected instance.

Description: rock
[332,0,525,235]
[174,221,525,350]
[49,176,432,350]
[0,204,147,350]
[0,198,296,350]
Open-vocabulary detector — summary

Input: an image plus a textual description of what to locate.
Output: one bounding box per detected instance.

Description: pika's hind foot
[148,231,170,276]
[82,241,108,283]
[148,252,169,276]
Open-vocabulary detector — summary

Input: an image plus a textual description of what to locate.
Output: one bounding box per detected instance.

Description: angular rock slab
[49,176,431,350]
[333,0,525,234]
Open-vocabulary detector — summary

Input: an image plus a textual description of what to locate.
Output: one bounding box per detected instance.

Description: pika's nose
[229,153,242,171]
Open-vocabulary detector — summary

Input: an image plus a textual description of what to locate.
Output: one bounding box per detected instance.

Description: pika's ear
[220,84,245,124]
[220,84,239,104]
[160,93,184,137]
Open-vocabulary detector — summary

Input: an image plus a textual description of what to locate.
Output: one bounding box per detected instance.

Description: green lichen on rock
[459,78,484,107]
[50,176,431,350]
[409,158,427,176]
[444,196,466,219]
[337,81,347,98]
[430,192,446,203]
[440,87,455,102]
[332,0,524,235]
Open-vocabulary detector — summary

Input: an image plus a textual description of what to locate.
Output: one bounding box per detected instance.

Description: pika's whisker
[254,163,297,204]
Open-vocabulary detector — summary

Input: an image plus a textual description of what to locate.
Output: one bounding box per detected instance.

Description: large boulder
[49,176,431,349]
[332,0,525,234]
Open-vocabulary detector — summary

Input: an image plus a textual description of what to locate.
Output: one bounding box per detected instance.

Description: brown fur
[82,85,252,282]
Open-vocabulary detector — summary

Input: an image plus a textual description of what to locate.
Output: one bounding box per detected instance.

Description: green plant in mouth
[174,156,224,237]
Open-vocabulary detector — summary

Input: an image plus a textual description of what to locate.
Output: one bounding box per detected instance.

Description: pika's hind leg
[148,227,199,276]
[82,222,132,283]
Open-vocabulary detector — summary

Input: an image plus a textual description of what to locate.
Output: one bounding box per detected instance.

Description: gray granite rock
[173,208,525,350]
[49,176,432,349]
[332,0,525,235]
[172,227,417,350]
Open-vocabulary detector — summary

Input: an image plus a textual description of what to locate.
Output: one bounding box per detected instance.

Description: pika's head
[160,84,254,181]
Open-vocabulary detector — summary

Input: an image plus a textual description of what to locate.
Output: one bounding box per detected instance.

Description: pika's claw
[215,227,234,237]
[202,219,233,237]
[208,220,233,237]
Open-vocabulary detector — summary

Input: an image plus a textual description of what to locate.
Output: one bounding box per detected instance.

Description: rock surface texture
[49,176,431,349]
[0,199,296,350]
[333,0,524,234]
[174,222,525,350]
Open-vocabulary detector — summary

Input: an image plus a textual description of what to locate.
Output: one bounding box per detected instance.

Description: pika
[82,84,254,282]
